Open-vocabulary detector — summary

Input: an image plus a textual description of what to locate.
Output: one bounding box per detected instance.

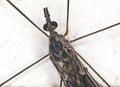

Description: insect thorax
[49,32,100,87]
[49,31,75,62]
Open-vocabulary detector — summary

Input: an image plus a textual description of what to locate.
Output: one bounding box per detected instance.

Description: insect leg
[76,51,111,87]
[71,22,120,42]
[6,0,49,37]
[0,54,49,87]
[64,0,70,36]
[60,78,63,87]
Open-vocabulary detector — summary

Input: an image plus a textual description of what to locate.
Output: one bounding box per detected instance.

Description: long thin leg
[0,54,49,87]
[64,0,70,36]
[60,78,63,87]
[71,22,120,42]
[76,51,110,87]
[6,0,49,37]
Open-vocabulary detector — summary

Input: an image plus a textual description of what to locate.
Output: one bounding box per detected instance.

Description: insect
[0,0,120,87]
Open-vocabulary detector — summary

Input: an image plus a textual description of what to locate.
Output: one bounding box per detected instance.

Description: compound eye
[43,21,58,31]
[43,23,48,31]
[51,21,58,30]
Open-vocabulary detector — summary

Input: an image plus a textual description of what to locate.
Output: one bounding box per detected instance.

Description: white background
[0,0,120,87]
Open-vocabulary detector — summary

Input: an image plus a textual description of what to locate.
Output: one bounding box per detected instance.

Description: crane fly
[0,0,120,87]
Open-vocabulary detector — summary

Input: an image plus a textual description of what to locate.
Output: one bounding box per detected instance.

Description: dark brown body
[49,32,102,87]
